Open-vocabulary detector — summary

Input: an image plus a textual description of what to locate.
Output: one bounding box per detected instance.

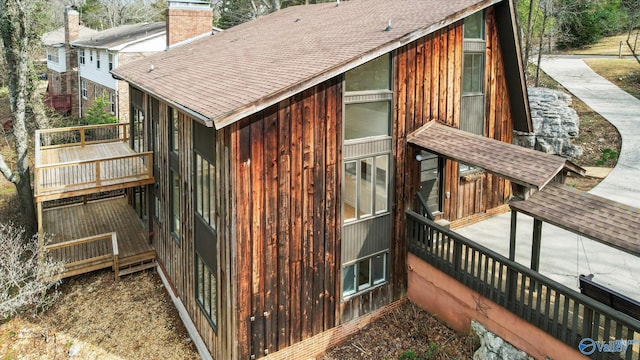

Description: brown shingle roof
[510,183,640,257]
[407,121,584,189]
[72,22,165,50]
[113,0,500,128]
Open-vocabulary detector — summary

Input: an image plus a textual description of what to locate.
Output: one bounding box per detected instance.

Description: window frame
[80,79,87,99]
[342,252,388,299]
[170,169,181,243]
[195,252,217,329]
[108,53,114,71]
[79,49,85,65]
[96,51,101,69]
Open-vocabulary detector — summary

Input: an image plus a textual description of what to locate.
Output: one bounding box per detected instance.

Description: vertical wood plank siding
[233,78,342,359]
[149,93,232,359]
[394,9,513,232]
[143,5,514,359]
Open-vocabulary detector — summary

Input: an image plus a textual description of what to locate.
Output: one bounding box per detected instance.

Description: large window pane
[358,258,371,290]
[171,171,180,237]
[375,156,388,213]
[345,54,390,92]
[345,102,390,140]
[359,159,373,218]
[343,265,356,296]
[343,161,357,221]
[463,53,484,94]
[464,11,484,39]
[372,253,386,285]
[171,108,179,153]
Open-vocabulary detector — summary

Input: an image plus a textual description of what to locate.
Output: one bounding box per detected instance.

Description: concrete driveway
[456,56,640,300]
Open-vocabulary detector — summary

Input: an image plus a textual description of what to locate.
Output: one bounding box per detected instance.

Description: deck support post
[531,218,542,272]
[509,210,517,261]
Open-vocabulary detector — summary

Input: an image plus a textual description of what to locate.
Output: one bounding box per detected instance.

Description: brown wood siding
[394,7,513,229]
[147,91,232,359]
[232,78,341,359]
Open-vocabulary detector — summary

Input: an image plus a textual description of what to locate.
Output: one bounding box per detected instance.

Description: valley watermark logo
[578,338,640,355]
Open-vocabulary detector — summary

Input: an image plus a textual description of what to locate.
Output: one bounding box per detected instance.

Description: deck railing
[35,123,129,153]
[34,151,153,195]
[43,232,120,280]
[406,210,640,359]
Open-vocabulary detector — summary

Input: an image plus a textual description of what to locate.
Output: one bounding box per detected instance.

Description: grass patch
[583,58,640,100]
[564,33,634,56]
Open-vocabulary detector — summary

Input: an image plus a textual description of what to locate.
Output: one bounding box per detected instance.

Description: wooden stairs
[117,250,157,277]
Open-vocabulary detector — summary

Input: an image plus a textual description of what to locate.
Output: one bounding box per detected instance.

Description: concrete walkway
[456,56,640,300]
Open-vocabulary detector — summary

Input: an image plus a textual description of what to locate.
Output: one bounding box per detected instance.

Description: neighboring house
[41,8,98,115]
[72,22,166,122]
[35,0,586,359]
[41,0,214,120]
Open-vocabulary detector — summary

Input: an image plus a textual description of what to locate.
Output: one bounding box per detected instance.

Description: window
[463,53,484,95]
[108,53,114,71]
[342,252,387,297]
[464,11,485,39]
[343,155,388,222]
[195,153,215,226]
[80,79,87,99]
[344,102,390,140]
[341,54,393,300]
[47,48,59,63]
[168,106,181,243]
[460,11,486,137]
[170,107,179,154]
[94,85,98,98]
[96,52,101,69]
[171,170,181,240]
[89,49,93,62]
[110,91,116,114]
[79,49,85,64]
[418,151,443,214]
[196,253,217,327]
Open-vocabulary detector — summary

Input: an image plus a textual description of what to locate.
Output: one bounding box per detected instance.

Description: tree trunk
[0,0,38,236]
[16,168,37,236]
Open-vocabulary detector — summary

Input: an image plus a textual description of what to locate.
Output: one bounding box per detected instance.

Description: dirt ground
[0,270,199,360]
[321,301,477,359]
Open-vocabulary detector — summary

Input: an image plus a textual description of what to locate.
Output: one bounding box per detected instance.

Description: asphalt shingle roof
[113,0,500,128]
[407,121,583,189]
[42,26,98,46]
[510,183,640,257]
[72,22,165,50]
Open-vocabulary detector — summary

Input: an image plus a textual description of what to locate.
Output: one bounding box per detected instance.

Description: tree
[80,0,168,29]
[555,0,625,49]
[83,94,117,125]
[0,223,62,320]
[214,0,332,29]
[0,0,50,236]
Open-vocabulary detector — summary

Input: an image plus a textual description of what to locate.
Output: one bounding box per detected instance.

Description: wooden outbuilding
[103,0,583,358]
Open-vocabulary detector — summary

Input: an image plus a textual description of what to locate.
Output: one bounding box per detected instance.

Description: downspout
[77,49,82,118]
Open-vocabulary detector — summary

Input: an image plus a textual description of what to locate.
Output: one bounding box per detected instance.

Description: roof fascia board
[209,0,503,129]
[495,0,533,133]
[71,30,165,51]
[123,81,213,127]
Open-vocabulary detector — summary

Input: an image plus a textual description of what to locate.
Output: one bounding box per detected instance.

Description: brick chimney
[166,0,213,48]
[64,6,80,44]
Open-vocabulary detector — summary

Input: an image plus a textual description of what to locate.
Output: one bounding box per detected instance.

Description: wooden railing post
[111,232,119,281]
[95,161,101,186]
[80,128,86,147]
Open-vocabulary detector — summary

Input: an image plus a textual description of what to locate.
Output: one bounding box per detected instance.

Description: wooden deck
[42,197,156,279]
[34,124,154,202]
